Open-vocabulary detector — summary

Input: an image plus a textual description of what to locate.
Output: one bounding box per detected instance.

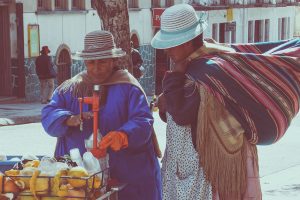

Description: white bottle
[83,151,100,175]
[70,148,84,167]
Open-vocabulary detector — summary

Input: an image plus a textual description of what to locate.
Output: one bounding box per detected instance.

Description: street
[0,112,300,199]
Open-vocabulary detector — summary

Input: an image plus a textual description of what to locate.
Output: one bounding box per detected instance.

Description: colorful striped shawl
[187,39,300,145]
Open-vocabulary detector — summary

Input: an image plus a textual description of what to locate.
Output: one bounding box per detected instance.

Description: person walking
[131,41,145,79]
[151,3,300,200]
[41,30,162,200]
[35,46,56,104]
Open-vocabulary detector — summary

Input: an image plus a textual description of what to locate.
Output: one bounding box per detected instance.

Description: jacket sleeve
[117,86,154,150]
[41,90,74,137]
[163,71,200,126]
[35,58,42,77]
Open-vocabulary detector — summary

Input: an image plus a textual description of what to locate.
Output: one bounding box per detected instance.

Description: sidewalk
[0,102,44,126]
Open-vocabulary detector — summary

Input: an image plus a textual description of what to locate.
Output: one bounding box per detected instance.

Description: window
[287,17,290,38]
[152,0,160,7]
[72,0,83,10]
[231,25,236,43]
[37,0,43,9]
[37,0,51,10]
[55,0,67,10]
[281,17,289,40]
[254,20,263,42]
[166,0,174,7]
[265,19,270,42]
[278,17,289,40]
[219,23,225,43]
[218,22,236,43]
[212,23,219,42]
[219,22,234,43]
[220,0,228,4]
[128,0,139,8]
[278,18,282,40]
[248,21,254,43]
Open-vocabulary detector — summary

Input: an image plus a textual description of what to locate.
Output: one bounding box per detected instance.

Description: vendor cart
[0,156,126,200]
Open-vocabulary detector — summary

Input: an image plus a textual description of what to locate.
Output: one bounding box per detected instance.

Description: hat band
[82,46,116,53]
[160,19,206,35]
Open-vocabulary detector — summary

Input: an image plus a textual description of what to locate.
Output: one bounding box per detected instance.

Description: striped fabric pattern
[74,30,125,60]
[187,39,300,145]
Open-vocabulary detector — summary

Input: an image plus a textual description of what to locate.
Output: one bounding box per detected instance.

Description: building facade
[0,0,298,101]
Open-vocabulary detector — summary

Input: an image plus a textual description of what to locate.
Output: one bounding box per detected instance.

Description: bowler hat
[74,30,126,60]
[40,46,51,54]
[151,4,208,49]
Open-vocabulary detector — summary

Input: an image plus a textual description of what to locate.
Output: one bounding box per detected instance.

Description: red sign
[152,8,165,27]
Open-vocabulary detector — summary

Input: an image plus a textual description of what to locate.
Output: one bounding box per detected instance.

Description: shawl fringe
[196,86,248,200]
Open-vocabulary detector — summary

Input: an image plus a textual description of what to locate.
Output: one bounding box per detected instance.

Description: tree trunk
[93,0,133,73]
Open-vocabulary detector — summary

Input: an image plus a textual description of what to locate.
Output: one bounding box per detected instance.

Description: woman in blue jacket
[41,30,162,200]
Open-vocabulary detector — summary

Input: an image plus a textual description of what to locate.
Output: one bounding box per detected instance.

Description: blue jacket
[42,83,162,200]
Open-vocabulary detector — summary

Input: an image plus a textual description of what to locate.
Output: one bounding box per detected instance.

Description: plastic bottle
[83,152,100,175]
[69,148,84,167]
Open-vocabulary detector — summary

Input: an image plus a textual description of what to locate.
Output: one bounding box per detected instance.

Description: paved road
[0,112,300,199]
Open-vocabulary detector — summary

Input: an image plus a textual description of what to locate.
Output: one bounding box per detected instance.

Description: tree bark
[92,0,133,73]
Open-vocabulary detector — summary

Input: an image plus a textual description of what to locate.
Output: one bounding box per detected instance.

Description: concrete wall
[204,6,295,43]
[23,10,100,58]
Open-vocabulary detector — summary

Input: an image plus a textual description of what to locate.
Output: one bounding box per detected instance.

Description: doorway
[0,5,12,96]
[56,47,71,85]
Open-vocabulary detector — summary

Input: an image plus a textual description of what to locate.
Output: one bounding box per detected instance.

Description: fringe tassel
[196,86,247,200]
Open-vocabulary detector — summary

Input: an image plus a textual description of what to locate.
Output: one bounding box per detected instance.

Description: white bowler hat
[151,4,208,49]
[74,30,126,60]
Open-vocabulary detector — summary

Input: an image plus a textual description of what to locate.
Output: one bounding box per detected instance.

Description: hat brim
[72,48,126,60]
[151,22,208,49]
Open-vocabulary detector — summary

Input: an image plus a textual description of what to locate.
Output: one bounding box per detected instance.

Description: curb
[0,115,41,126]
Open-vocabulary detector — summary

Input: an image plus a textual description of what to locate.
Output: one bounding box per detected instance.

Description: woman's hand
[65,112,93,127]
[156,93,166,113]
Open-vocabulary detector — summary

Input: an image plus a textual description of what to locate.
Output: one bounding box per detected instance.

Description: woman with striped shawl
[151,4,300,200]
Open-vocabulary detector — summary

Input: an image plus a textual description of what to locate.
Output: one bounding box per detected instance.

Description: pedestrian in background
[42,30,162,200]
[35,46,56,104]
[151,3,299,200]
[131,41,145,79]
